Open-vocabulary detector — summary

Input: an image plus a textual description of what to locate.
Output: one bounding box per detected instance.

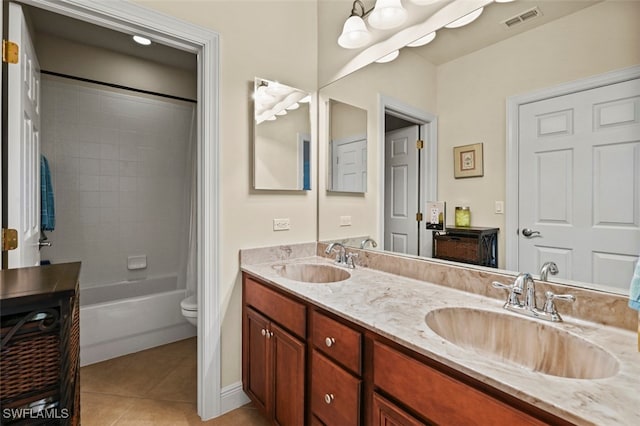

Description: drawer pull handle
[325,337,336,347]
[269,331,274,338]
[324,393,334,404]
[261,329,266,337]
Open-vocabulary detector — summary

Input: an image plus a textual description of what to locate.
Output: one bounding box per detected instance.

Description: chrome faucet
[492,272,575,322]
[325,242,357,269]
[539,261,559,281]
[360,238,378,249]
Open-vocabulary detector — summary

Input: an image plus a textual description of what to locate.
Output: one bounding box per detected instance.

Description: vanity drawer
[244,276,306,338]
[311,350,361,426]
[433,235,478,262]
[311,310,361,375]
[373,342,545,426]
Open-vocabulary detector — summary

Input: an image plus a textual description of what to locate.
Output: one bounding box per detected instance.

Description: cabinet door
[271,322,305,426]
[245,308,271,414]
[373,393,426,426]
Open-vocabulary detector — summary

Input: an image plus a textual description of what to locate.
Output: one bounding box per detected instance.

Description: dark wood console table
[433,227,499,268]
[0,262,81,425]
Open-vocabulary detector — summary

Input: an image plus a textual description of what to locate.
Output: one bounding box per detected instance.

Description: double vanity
[241,243,639,425]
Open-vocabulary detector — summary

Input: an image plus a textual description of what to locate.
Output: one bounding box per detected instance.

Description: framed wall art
[453,143,483,179]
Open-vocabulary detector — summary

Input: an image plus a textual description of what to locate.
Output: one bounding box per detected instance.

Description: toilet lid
[181,295,197,311]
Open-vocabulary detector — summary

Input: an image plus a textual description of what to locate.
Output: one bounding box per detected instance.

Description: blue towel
[40,154,55,231]
[630,257,640,311]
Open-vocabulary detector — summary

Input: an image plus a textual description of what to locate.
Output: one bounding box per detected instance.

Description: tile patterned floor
[80,338,269,425]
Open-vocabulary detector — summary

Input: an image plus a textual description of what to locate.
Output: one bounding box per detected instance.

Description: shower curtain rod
[41,70,197,104]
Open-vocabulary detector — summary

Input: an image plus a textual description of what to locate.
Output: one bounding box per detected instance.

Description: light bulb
[368,0,408,30]
[445,7,484,29]
[375,50,399,63]
[338,15,372,49]
[407,32,436,48]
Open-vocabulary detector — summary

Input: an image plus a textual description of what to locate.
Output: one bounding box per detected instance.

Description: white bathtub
[79,276,196,366]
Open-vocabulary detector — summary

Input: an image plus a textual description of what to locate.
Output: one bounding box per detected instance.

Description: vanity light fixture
[375,49,400,63]
[444,7,484,28]
[338,0,408,49]
[275,110,288,116]
[286,102,300,111]
[299,95,312,103]
[132,35,151,46]
[406,31,436,47]
[368,0,408,30]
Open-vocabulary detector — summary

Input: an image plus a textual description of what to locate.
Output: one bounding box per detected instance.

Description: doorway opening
[379,95,437,258]
[1,0,220,419]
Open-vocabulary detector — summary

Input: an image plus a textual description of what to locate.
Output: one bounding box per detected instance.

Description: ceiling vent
[503,7,543,29]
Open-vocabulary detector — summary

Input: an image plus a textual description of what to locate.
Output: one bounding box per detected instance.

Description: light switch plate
[340,215,352,226]
[128,255,147,270]
[495,201,504,214]
[273,218,290,231]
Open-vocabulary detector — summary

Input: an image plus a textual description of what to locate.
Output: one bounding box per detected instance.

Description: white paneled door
[518,78,640,291]
[332,136,367,192]
[7,3,41,267]
[384,126,419,255]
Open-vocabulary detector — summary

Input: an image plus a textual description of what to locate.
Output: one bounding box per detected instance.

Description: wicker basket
[0,313,60,403]
[434,236,479,263]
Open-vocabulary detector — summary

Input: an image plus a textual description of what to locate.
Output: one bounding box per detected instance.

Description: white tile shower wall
[40,76,194,288]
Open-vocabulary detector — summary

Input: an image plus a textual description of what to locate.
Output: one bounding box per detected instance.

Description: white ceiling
[411,0,601,65]
[24,4,197,71]
[24,1,600,80]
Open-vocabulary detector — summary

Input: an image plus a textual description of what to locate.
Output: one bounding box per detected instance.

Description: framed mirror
[253,77,312,191]
[317,0,640,295]
[328,99,368,193]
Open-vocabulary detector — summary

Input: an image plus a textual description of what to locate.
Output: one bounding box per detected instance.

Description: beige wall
[35,33,197,100]
[131,0,318,388]
[255,103,310,190]
[437,0,640,267]
[319,49,437,242]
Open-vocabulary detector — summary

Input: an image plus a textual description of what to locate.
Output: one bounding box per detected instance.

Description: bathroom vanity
[0,262,81,425]
[241,244,639,426]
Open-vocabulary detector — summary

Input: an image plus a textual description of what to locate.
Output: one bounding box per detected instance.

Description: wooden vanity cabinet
[242,272,571,426]
[242,277,306,426]
[310,310,363,426]
[373,341,547,426]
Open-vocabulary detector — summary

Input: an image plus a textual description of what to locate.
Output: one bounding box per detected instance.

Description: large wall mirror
[317,0,640,295]
[254,77,312,191]
[328,99,368,193]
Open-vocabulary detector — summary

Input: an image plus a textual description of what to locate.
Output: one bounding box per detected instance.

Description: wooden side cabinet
[0,262,81,426]
[433,227,499,268]
[242,276,306,426]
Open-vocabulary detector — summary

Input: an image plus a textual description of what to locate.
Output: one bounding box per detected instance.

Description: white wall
[40,76,193,287]
[436,0,640,268]
[131,0,318,388]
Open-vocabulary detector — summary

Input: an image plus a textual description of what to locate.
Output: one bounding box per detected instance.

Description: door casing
[0,0,221,419]
[378,95,438,257]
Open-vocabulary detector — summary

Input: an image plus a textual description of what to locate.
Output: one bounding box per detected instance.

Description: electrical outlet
[273,218,290,231]
[340,215,352,226]
[495,201,504,214]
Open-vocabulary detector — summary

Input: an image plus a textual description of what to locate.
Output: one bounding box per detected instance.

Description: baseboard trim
[220,381,250,415]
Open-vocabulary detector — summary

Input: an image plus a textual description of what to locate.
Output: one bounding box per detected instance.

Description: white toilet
[180,295,197,326]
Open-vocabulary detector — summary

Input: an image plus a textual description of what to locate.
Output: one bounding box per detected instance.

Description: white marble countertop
[241,255,640,426]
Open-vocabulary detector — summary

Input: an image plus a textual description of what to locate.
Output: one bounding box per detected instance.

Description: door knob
[521,228,541,238]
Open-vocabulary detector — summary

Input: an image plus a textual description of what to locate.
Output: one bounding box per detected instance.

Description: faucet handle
[345,252,358,269]
[543,291,575,315]
[492,281,521,306]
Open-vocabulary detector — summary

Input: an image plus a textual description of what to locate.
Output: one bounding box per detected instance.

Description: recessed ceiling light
[132,35,151,46]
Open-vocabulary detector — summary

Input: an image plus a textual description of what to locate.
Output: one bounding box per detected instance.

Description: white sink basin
[425,307,619,379]
[276,264,351,283]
